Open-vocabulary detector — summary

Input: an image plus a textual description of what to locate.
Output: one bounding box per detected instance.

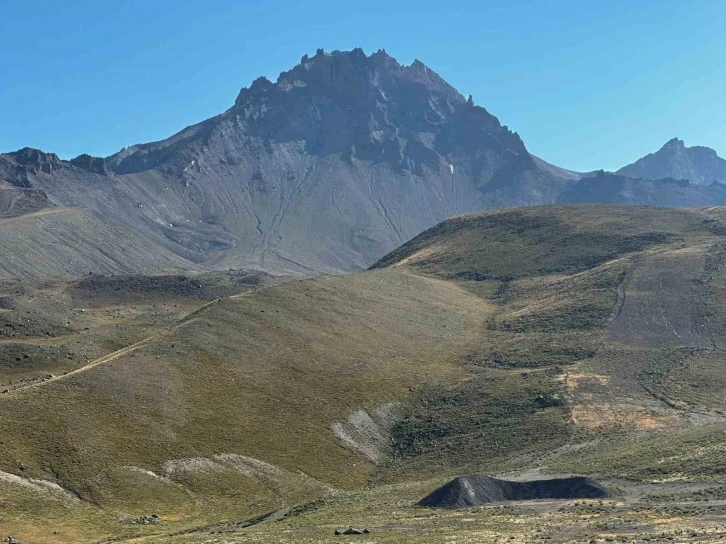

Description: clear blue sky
[1,0,724,172]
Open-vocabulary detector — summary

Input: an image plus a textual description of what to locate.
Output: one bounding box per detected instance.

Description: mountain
[617,137,726,185]
[3,51,726,279]
[2,205,726,542]
[1,48,577,276]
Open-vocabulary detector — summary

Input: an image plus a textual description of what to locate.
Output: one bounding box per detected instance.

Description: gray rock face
[0,185,51,218]
[617,138,726,185]
[69,154,109,175]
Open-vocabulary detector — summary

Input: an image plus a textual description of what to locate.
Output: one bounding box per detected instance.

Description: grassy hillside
[371,204,726,475]
[2,205,726,543]
[0,270,270,390]
[0,269,491,542]
[371,205,716,278]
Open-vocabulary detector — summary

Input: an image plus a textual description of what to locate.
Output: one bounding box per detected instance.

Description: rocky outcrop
[69,154,109,175]
[7,148,62,175]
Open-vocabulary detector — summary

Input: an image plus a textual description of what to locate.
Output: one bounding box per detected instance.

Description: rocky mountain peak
[0,148,64,188]
[226,48,527,169]
[8,147,62,174]
[4,50,726,278]
[235,48,464,109]
[617,138,726,185]
[663,137,685,149]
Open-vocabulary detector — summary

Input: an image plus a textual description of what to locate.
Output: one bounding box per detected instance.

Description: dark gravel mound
[418,475,608,509]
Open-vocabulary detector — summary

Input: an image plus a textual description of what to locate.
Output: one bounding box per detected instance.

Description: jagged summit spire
[662,137,685,149]
[234,48,465,107]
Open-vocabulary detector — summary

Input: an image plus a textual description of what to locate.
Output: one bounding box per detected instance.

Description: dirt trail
[0,282,287,396]
[1,270,472,396]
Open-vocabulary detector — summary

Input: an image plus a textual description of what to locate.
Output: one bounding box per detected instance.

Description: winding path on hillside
[0,282,293,396]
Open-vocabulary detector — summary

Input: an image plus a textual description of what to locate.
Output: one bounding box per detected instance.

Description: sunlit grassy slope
[373,204,726,480]
[1,204,726,543]
[0,269,490,541]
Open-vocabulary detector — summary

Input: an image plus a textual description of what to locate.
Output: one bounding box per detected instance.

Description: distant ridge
[617,138,726,185]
